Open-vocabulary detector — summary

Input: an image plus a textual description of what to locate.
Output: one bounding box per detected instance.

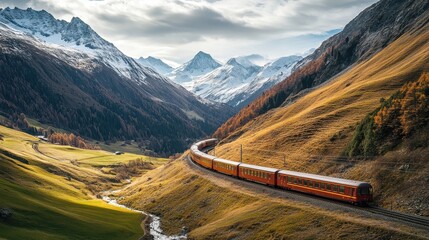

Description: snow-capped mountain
[176,54,302,107]
[183,57,261,104]
[0,7,162,84]
[168,51,221,83]
[236,54,269,66]
[0,7,234,154]
[231,55,303,107]
[137,56,173,75]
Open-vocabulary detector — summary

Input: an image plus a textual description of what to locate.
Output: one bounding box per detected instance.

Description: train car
[276,170,373,204]
[190,148,215,169]
[195,138,218,150]
[239,163,279,186]
[213,158,241,177]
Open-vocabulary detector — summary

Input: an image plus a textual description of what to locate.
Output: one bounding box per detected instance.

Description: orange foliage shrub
[374,72,429,136]
[48,132,100,150]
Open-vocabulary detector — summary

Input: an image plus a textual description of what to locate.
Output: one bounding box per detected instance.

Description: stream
[102,186,187,240]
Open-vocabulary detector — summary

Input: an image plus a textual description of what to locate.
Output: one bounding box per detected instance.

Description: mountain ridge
[0,7,233,155]
[168,51,222,83]
[214,0,429,139]
[137,56,173,75]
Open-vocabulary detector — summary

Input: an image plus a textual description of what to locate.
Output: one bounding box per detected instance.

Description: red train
[190,139,373,205]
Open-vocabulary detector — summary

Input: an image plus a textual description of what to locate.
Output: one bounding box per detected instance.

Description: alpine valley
[0,7,234,155]
[1,1,429,240]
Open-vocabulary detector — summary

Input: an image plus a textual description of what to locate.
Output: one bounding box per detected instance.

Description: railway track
[186,153,429,233]
[366,207,429,229]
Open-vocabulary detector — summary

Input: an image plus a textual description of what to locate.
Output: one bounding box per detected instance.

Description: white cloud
[0,0,378,64]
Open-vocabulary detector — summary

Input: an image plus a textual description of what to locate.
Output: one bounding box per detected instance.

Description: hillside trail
[31,141,66,162]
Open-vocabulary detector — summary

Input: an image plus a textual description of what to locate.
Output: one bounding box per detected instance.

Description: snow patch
[182,109,204,122]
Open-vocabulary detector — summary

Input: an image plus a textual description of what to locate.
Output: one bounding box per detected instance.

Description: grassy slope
[212,18,429,214]
[26,117,152,155]
[121,158,427,239]
[0,125,165,240]
[37,144,163,167]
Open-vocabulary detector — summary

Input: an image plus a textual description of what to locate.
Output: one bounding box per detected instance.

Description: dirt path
[31,142,64,161]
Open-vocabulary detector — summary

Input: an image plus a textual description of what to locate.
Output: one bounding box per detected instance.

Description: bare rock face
[294,0,429,87]
[214,0,429,139]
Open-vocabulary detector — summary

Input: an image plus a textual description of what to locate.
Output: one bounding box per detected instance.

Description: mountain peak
[137,56,173,75]
[183,51,221,72]
[70,16,85,25]
[226,58,241,67]
[195,51,210,57]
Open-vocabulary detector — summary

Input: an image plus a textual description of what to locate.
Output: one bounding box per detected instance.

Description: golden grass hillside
[120,157,428,239]
[212,16,429,214]
[0,125,166,239]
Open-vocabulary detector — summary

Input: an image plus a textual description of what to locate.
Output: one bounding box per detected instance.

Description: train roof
[213,157,241,166]
[239,163,279,173]
[278,170,370,187]
[193,150,216,160]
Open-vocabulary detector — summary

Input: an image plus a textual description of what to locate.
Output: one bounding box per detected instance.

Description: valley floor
[0,125,166,240]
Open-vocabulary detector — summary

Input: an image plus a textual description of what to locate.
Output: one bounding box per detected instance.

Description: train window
[359,187,370,195]
[333,185,338,192]
[315,182,320,188]
[321,183,325,189]
[339,186,345,193]
[303,180,307,186]
[283,176,287,182]
[288,176,293,183]
[327,184,331,191]
[309,181,313,187]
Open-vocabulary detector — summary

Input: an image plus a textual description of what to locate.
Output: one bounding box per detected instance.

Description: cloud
[94,6,282,44]
[0,0,378,63]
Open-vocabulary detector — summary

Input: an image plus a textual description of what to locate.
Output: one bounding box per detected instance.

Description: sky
[0,0,378,65]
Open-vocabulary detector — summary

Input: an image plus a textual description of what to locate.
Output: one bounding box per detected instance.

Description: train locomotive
[190,139,373,205]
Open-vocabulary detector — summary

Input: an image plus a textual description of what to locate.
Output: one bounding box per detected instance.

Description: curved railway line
[186,145,429,233]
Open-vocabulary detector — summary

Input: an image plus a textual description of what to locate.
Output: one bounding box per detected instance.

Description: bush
[345,72,429,157]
